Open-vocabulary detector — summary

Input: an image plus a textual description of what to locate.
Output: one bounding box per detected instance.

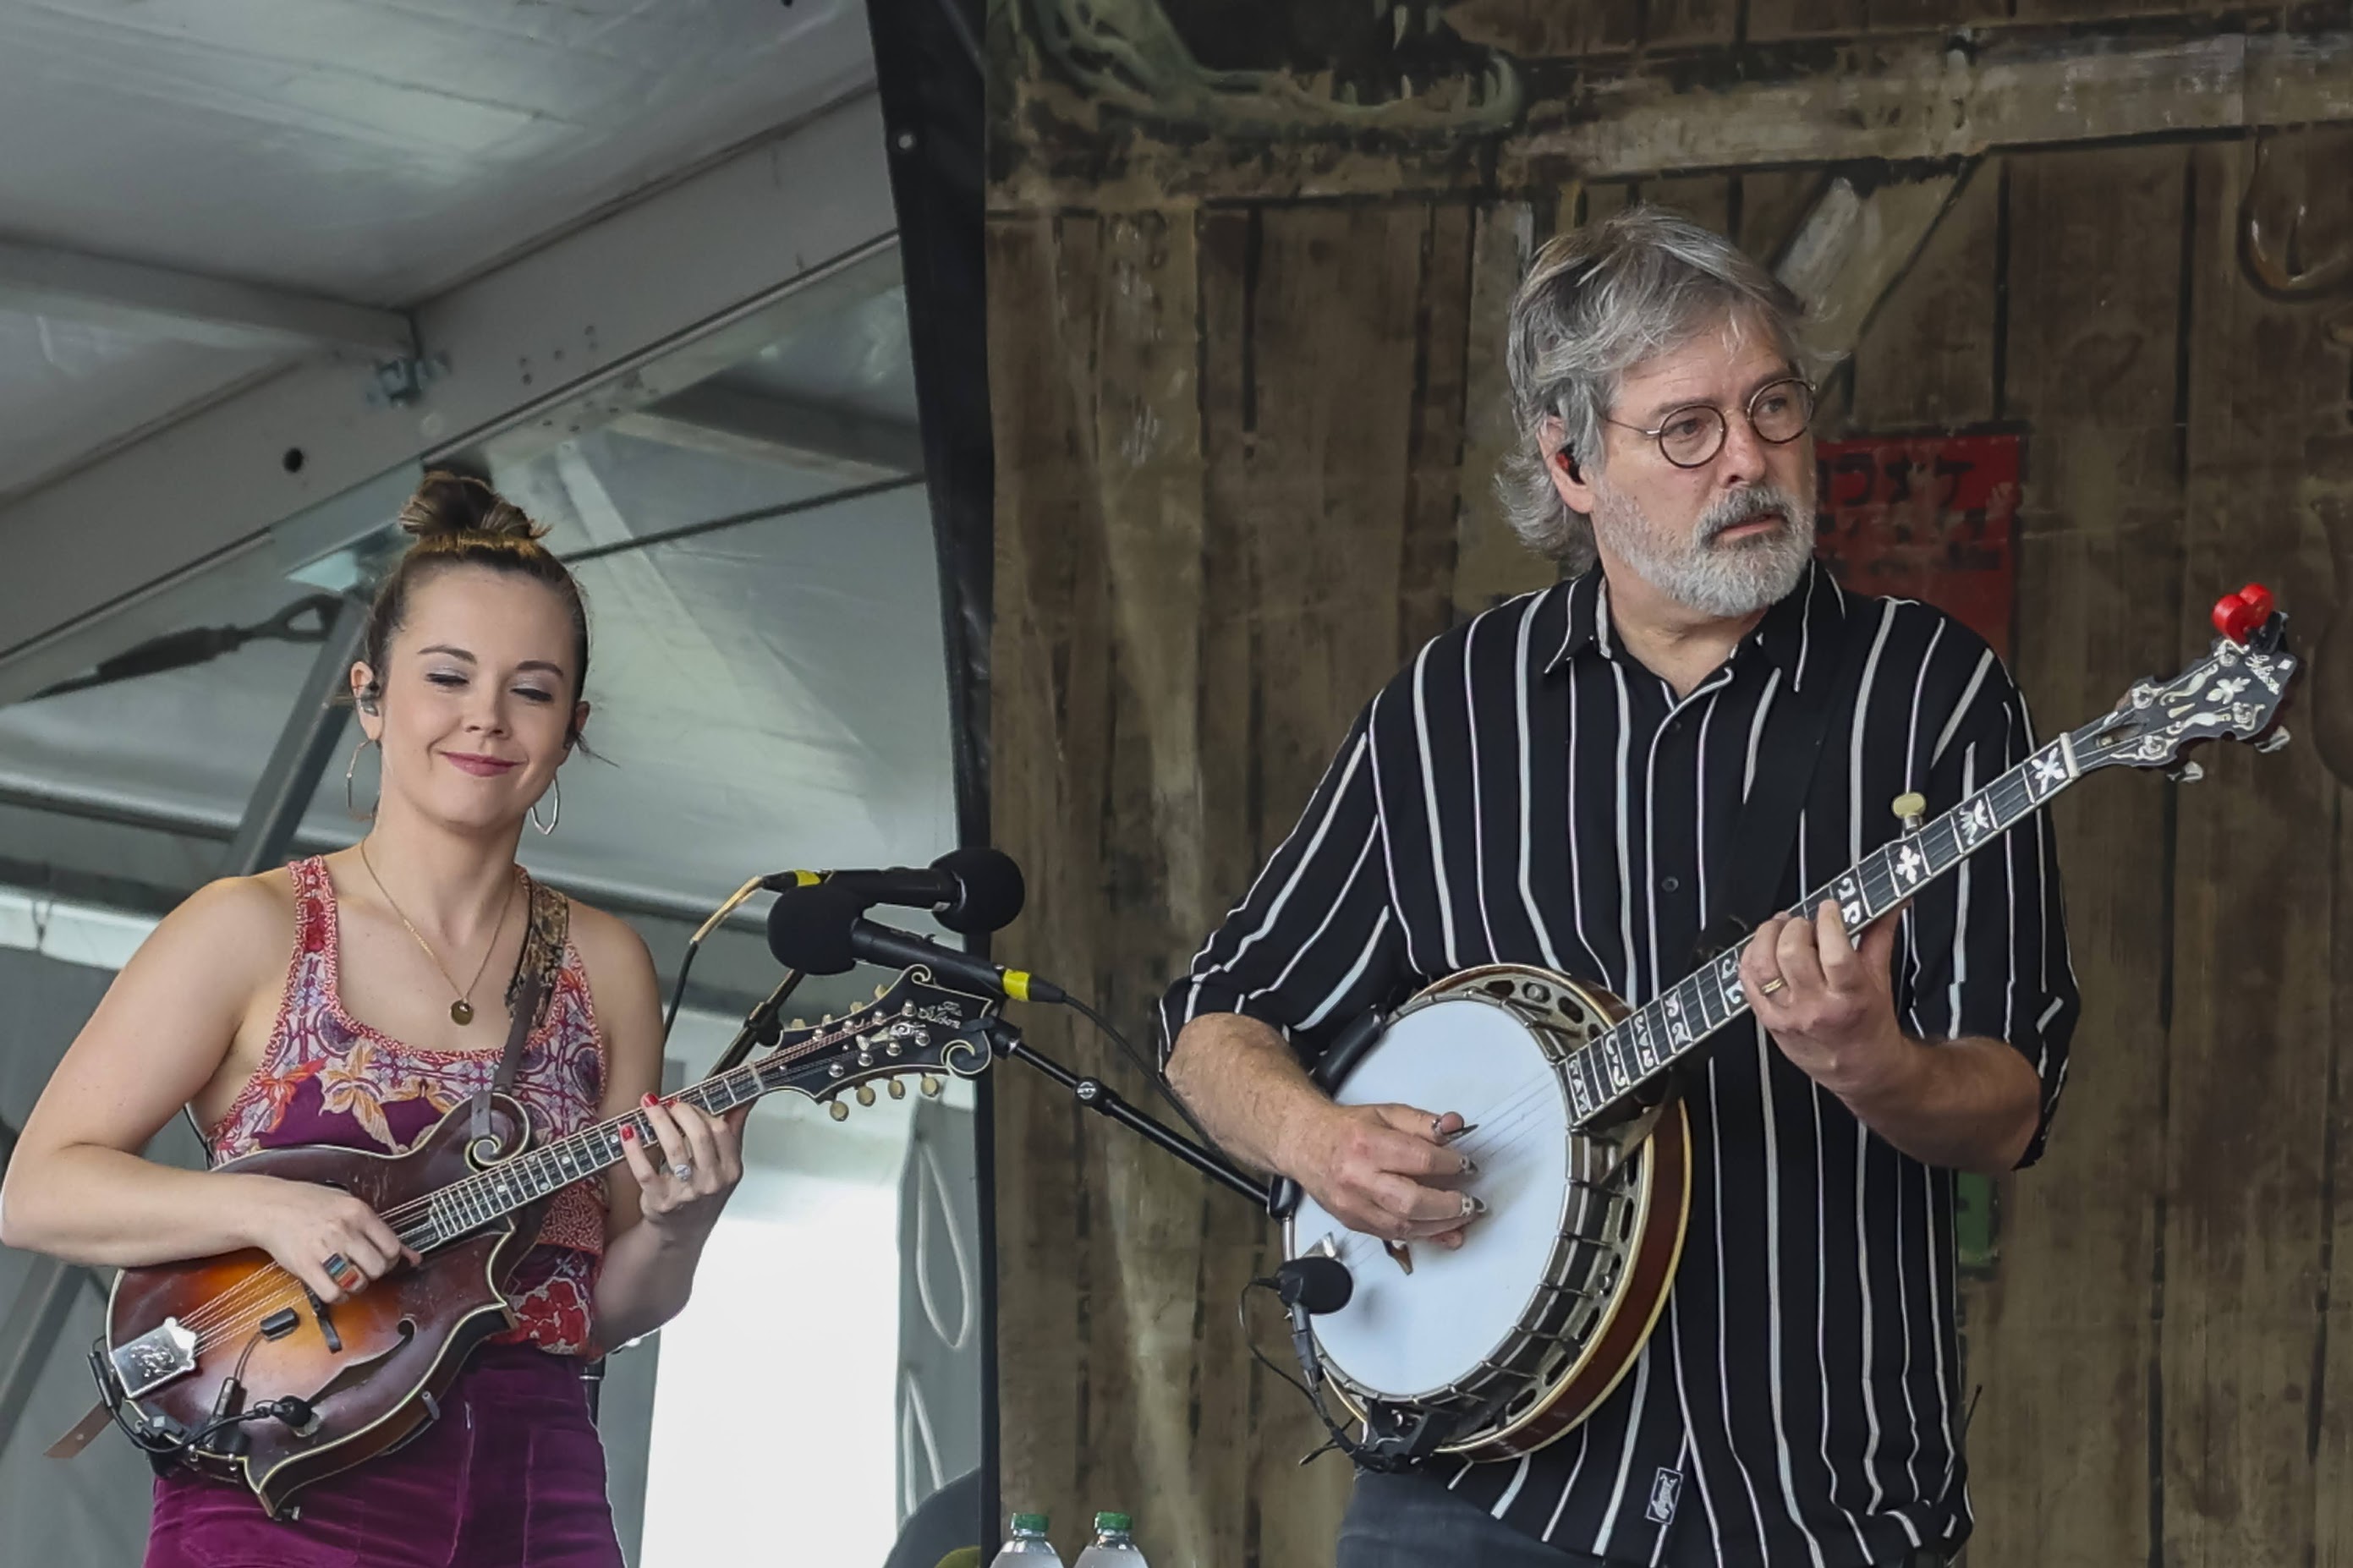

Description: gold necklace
[356,838,519,1026]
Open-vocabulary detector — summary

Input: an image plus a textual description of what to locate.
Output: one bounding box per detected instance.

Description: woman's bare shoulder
[558,894,659,1007]
[140,869,299,974]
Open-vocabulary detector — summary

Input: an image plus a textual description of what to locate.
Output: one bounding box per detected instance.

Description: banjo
[1280,588,2299,1466]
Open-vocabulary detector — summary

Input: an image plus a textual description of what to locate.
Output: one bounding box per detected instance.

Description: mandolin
[81,968,997,1518]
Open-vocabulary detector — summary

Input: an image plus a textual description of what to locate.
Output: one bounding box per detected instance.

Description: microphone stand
[974,1017,1270,1206]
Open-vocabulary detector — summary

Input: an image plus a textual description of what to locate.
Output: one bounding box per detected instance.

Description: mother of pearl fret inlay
[1558,722,2089,1128]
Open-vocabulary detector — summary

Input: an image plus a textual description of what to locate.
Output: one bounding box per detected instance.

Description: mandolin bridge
[109,1317,199,1398]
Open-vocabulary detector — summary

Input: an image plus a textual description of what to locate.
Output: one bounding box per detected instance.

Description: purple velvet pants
[144,1343,624,1568]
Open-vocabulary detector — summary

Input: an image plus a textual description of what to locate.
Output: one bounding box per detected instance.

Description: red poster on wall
[1813,432,2021,658]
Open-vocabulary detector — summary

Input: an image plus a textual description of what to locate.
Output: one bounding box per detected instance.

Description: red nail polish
[621,1125,635,1142]
[641,1093,658,1107]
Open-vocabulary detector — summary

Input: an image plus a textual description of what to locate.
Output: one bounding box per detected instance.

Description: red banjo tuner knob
[2238,583,2275,622]
[2212,587,2266,644]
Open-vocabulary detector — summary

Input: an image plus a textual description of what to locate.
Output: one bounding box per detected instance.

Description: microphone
[1275,1254,1354,1314]
[766,884,1067,1004]
[1274,1254,1353,1390]
[759,847,1024,935]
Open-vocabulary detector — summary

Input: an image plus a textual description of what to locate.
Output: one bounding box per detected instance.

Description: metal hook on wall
[2238,132,2353,304]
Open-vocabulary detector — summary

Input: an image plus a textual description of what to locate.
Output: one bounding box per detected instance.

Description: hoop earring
[529,775,561,836]
[344,736,380,820]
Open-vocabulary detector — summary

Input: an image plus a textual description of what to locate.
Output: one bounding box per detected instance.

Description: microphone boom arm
[974,1017,1272,1207]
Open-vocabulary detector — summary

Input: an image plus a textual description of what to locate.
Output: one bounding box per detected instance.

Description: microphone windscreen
[932,847,1025,935]
[765,884,864,975]
[1276,1254,1354,1315]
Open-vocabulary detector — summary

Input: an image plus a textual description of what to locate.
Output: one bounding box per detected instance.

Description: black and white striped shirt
[1160,562,2077,1566]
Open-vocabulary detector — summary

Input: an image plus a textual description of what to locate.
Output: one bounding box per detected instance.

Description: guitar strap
[1673,602,1873,979]
[475,872,568,1145]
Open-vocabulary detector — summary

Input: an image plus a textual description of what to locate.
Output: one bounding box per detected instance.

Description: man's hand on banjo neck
[1166,1011,1480,1249]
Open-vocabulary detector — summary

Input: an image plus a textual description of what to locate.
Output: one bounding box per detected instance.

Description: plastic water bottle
[1074,1512,1148,1567]
[991,1513,1064,1565]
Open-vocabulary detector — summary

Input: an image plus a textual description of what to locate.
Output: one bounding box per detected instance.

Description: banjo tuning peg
[2168,760,2205,784]
[2257,727,2292,754]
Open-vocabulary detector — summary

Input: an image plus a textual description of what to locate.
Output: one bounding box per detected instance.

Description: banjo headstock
[2074,584,2299,777]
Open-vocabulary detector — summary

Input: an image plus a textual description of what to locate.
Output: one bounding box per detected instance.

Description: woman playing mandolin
[0,474,746,1566]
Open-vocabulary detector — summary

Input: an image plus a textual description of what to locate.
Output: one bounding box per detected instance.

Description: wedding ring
[1759,976,1788,997]
[670,1160,694,1181]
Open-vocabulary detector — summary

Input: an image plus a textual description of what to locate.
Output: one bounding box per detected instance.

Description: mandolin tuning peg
[2257,727,2292,754]
[856,1084,876,1107]
[919,1074,944,1098]
[887,1079,907,1099]
[874,983,888,1000]
[790,1018,808,1030]
[2168,760,2205,783]
[827,1099,851,1121]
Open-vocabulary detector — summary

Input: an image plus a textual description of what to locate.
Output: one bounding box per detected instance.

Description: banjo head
[1284,966,1686,1452]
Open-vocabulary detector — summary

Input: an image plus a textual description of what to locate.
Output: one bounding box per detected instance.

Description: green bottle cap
[1094,1513,1132,1532]
[1012,1513,1050,1533]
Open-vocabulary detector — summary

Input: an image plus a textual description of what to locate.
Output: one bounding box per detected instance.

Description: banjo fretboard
[1562,728,2087,1126]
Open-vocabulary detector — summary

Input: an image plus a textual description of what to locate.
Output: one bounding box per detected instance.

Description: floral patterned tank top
[208,857,609,1356]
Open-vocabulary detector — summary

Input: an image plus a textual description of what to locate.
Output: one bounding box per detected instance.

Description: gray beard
[1593,482,1816,618]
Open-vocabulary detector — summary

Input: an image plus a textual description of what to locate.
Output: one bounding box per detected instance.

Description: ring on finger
[1759,975,1788,997]
[670,1160,694,1181]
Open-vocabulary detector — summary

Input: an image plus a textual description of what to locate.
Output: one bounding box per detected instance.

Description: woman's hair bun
[397,471,546,543]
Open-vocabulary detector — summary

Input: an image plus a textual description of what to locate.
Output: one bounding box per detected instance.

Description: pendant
[451,999,475,1026]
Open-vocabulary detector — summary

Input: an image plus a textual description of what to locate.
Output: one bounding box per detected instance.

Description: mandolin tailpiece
[109,1317,198,1399]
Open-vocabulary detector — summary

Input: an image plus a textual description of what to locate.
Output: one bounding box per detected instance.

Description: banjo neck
[1563,726,2092,1127]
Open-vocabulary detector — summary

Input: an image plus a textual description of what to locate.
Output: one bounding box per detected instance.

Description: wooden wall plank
[1851,162,2002,430]
[1737,169,1833,270]
[1231,201,1456,1566]
[1453,201,1554,619]
[2012,0,2204,19]
[1645,0,1742,50]
[1747,0,1866,40]
[2312,433,2353,1568]
[1443,0,1643,58]
[1869,0,2004,25]
[1954,142,2191,1568]
[987,208,1109,1528]
[1579,182,1637,228]
[2163,126,2352,1568]
[1642,174,1733,236]
[1401,205,1476,653]
[2323,733,2353,1568]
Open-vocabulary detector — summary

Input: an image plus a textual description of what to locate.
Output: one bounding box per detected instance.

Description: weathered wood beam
[1774,171,1961,359]
[993,19,2353,207]
[1516,27,2352,179]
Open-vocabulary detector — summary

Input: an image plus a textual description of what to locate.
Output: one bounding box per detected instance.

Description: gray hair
[1498,205,1810,568]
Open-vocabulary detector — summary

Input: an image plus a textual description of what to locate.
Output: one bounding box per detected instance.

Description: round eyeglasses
[1599,377,1817,469]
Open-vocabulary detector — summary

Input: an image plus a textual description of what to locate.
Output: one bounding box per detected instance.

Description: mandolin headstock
[748,968,998,1118]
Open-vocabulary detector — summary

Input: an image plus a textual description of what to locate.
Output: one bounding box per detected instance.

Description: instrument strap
[474,872,568,1144]
[1676,603,1873,976]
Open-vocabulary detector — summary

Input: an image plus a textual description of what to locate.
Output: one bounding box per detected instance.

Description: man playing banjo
[1159,207,2078,1568]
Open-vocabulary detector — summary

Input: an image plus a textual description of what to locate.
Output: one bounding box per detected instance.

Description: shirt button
[1661,876,1681,892]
